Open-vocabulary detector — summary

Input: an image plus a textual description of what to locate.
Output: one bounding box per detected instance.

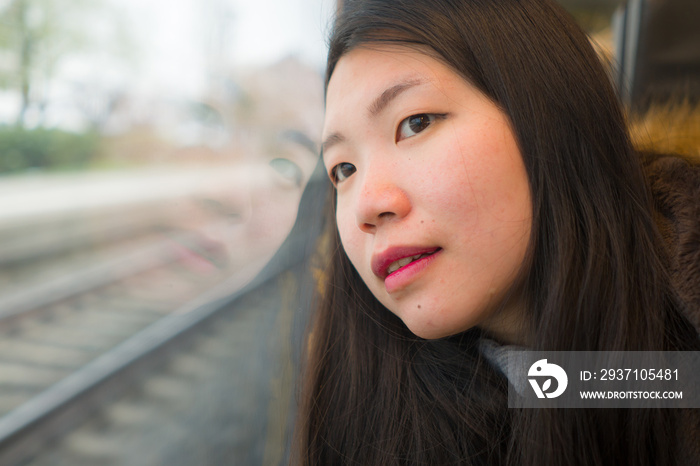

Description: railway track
[0,209,262,461]
[0,170,326,465]
[0,225,279,464]
[0,231,244,404]
[0,240,311,465]
[19,264,307,466]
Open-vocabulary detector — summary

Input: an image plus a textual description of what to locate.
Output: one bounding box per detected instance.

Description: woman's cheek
[337,216,360,261]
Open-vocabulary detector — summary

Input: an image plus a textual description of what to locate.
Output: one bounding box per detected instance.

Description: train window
[0,0,330,464]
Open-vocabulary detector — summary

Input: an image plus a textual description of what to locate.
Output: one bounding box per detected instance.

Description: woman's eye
[270,157,304,188]
[396,113,437,141]
[330,162,356,184]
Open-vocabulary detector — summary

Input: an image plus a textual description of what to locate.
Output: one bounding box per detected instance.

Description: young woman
[295,0,700,464]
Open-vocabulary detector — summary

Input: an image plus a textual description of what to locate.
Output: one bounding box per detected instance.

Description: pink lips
[371,246,442,292]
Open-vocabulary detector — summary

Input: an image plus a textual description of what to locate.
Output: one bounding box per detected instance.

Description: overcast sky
[0,0,333,126]
[111,0,334,97]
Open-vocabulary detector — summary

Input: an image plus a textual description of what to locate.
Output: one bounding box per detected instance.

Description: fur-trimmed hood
[635,106,700,466]
[633,104,700,332]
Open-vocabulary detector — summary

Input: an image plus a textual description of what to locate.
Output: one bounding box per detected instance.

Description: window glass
[0,1,330,464]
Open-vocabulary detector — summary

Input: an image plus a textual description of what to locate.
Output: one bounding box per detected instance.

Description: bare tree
[0,0,106,126]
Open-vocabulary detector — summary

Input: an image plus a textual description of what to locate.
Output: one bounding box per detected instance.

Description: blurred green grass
[0,127,100,174]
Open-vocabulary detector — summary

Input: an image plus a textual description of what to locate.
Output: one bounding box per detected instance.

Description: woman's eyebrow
[321,132,345,155]
[322,77,426,154]
[368,77,425,116]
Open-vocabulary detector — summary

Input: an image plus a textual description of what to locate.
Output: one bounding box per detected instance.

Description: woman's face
[322,46,532,341]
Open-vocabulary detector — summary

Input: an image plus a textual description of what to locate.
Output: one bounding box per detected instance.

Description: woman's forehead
[323,46,457,135]
[327,46,443,94]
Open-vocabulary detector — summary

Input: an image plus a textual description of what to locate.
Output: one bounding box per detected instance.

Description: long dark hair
[294,1,698,464]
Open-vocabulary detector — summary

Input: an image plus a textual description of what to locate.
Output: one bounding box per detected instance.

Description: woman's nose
[355,170,411,233]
